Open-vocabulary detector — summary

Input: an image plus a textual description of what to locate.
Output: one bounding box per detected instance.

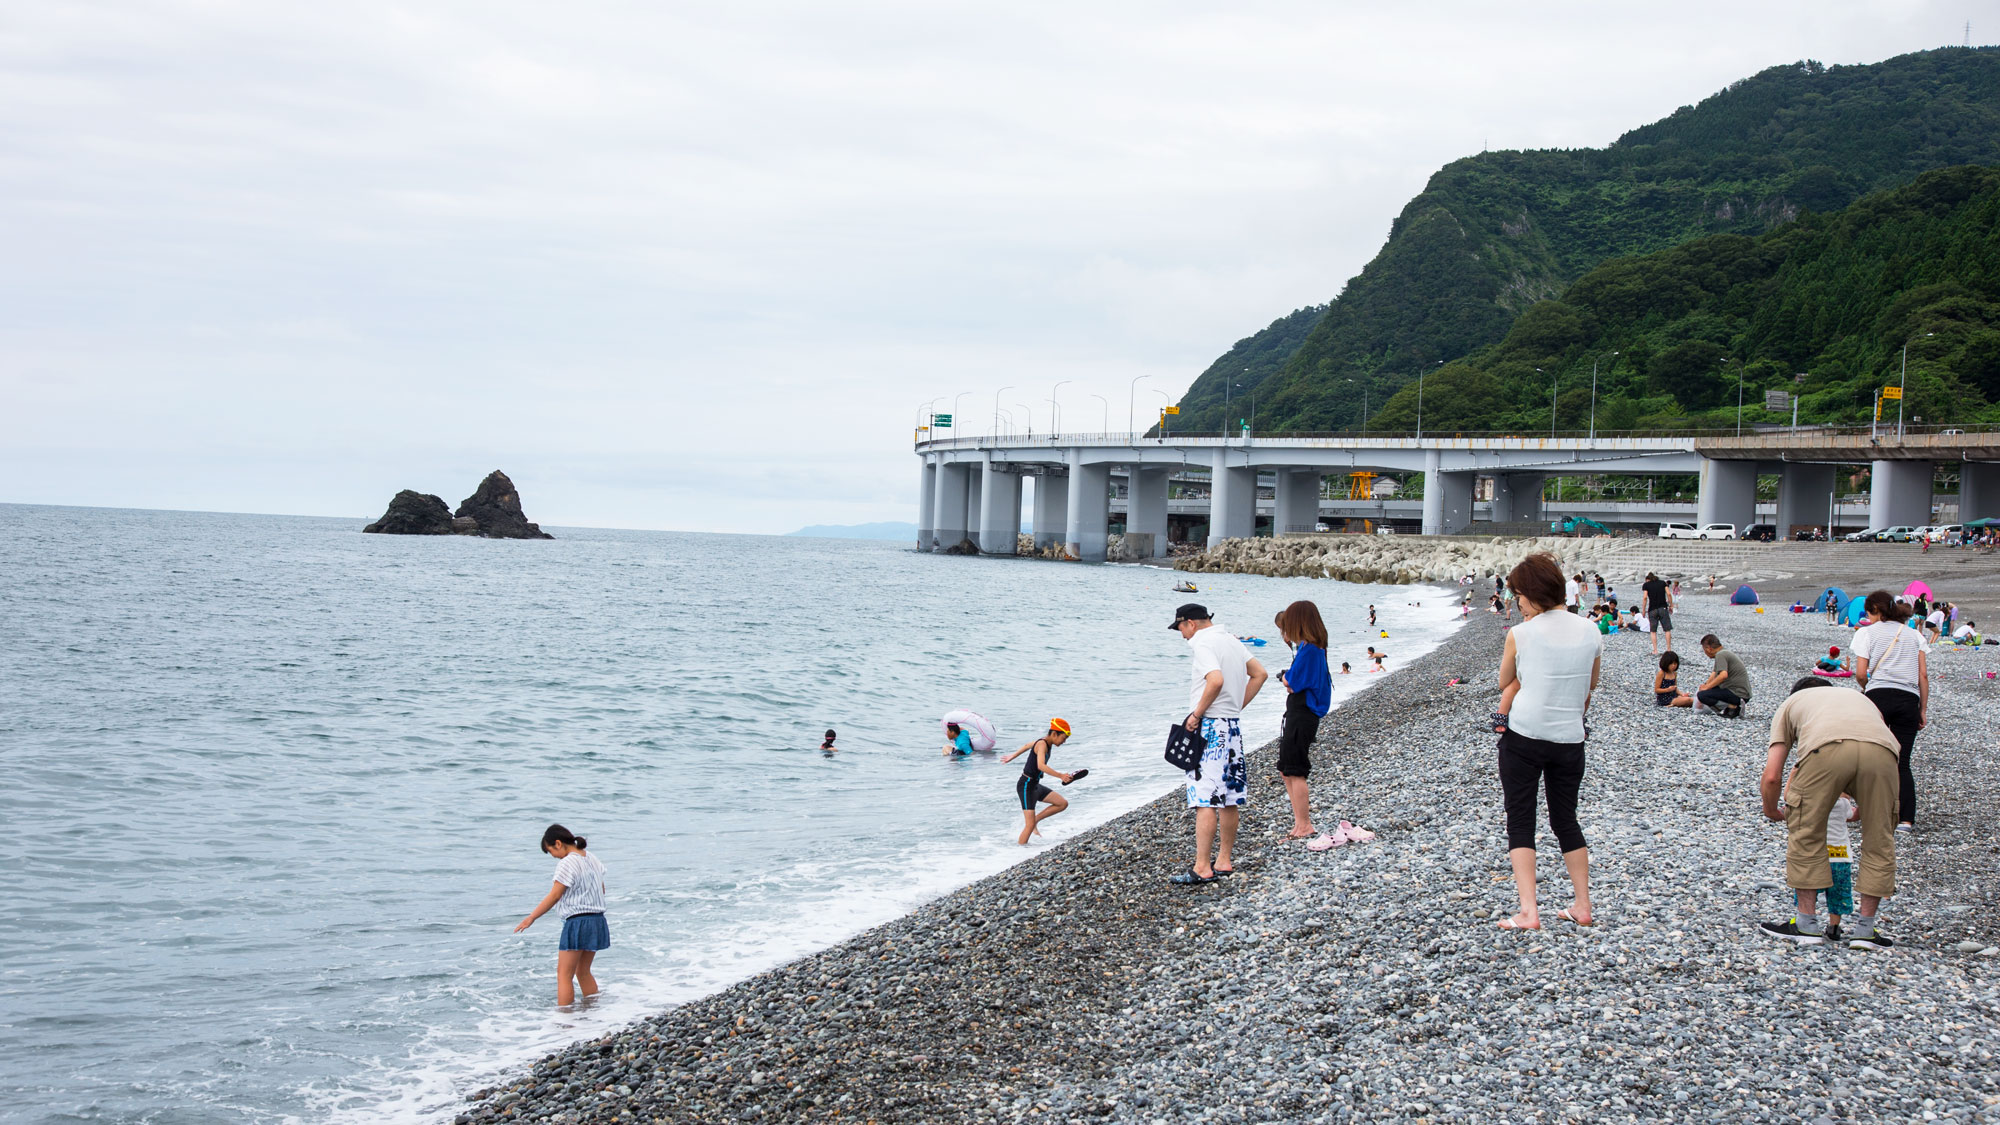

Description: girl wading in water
[1493,552,1602,931]
[514,824,609,1006]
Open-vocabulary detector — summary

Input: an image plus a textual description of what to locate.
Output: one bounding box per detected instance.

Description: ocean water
[0,504,1462,1124]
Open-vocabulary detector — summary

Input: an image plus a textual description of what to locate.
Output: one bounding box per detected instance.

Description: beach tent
[1964,517,2000,529]
[1904,580,1934,601]
[1730,585,1760,605]
[1814,587,1850,613]
[1840,597,1868,626]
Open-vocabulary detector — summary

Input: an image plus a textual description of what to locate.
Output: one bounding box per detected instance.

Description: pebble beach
[457,591,2000,1125]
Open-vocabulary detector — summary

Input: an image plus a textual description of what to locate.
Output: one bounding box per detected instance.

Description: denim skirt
[559,912,610,951]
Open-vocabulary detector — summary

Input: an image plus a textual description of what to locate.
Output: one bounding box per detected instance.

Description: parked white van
[1699,523,1738,540]
[1658,522,1699,539]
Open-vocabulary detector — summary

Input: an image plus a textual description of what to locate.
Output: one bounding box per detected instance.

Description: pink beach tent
[1904,580,1934,600]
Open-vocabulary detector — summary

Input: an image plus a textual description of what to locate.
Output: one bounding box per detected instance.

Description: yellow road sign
[1163,406,1180,415]
[1881,386,1903,400]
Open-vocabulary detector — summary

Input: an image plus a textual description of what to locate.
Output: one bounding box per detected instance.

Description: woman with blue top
[1274,600,1333,841]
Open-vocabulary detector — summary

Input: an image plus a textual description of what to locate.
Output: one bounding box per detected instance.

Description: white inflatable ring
[940,709,999,752]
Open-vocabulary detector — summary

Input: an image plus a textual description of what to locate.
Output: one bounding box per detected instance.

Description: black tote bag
[1164,717,1207,773]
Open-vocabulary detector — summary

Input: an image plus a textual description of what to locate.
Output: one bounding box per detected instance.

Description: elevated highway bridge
[913,427,2000,560]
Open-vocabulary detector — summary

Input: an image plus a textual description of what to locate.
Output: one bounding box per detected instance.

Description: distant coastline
[785,520,917,540]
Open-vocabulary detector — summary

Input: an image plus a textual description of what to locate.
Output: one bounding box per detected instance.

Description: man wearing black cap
[1168,603,1267,885]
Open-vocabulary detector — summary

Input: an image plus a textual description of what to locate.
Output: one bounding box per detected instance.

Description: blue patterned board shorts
[1185,717,1247,808]
[1809,860,1856,917]
[559,912,610,952]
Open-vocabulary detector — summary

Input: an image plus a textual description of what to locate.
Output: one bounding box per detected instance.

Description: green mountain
[1169,47,2000,433]
[1363,164,2000,433]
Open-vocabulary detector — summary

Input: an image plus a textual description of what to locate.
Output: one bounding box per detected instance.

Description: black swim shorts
[1016,775,1052,810]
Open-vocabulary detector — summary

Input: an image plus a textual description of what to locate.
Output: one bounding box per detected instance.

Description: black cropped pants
[1865,686,1922,825]
[1497,729,1588,854]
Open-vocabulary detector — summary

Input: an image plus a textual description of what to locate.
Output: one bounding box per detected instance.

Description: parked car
[1699,523,1738,540]
[1934,523,1964,543]
[1742,523,1776,542]
[1658,522,1699,539]
[1877,526,1918,542]
[1792,528,1827,541]
[1844,527,1883,542]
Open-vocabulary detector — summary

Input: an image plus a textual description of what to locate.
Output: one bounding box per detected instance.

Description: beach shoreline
[457,595,2000,1125]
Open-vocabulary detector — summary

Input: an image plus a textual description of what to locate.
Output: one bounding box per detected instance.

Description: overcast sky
[1,1,1983,532]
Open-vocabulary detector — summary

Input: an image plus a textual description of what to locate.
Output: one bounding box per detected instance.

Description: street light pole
[1050,380,1071,436]
[952,391,972,439]
[1090,394,1109,433]
[1128,374,1151,439]
[1542,367,1554,438]
[1899,333,1933,440]
[993,385,1013,438]
[1735,359,1744,437]
[1589,352,1615,442]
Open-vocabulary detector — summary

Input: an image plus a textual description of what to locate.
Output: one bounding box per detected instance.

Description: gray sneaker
[1759,920,1826,945]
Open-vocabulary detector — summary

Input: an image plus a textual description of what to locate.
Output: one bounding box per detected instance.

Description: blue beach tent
[1840,597,1868,626]
[1730,585,1760,605]
[1814,587,1850,614]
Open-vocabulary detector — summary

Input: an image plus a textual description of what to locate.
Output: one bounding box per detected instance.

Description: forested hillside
[1169,47,2000,433]
[1363,165,2000,433]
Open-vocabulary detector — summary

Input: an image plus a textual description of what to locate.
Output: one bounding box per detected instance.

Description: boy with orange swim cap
[1002,719,1086,846]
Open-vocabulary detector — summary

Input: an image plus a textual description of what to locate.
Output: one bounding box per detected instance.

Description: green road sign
[933,413,953,427]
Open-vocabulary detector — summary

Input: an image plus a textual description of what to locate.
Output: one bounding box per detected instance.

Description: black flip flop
[1169,868,1218,885]
[1213,867,1235,877]
[1062,768,1090,786]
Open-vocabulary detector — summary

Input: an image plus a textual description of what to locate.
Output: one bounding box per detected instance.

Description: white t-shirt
[1508,608,1604,742]
[1564,579,1580,607]
[1852,620,1928,693]
[1927,610,1946,629]
[1952,623,1975,641]
[1186,624,1254,718]
[1824,795,1855,862]
[552,852,608,918]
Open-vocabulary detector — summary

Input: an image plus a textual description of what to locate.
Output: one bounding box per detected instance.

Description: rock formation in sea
[362,490,455,535]
[362,471,555,538]
[454,470,554,539]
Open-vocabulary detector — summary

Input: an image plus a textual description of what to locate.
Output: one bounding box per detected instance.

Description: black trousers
[1695,686,1741,710]
[1497,729,1588,853]
[1865,686,1922,824]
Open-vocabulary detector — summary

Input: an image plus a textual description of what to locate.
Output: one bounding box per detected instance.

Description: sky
[1,1,1986,533]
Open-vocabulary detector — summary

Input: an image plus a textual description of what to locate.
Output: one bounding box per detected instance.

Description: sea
[0,504,1463,1124]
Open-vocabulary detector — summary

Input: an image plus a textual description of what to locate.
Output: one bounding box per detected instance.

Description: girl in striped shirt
[513,824,609,1006]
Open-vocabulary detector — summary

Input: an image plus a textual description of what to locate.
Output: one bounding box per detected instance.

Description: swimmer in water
[942,721,974,757]
[1368,605,1376,627]
[820,728,838,753]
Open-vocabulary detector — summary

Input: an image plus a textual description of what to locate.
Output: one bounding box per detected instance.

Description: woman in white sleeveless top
[1494,552,1603,931]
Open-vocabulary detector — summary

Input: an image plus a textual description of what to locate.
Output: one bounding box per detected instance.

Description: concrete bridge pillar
[1774,462,1835,538]
[1420,450,1474,535]
[965,467,983,545]
[1274,470,1322,535]
[1960,462,2000,523]
[917,457,937,550]
[1031,470,1069,552]
[978,456,1021,555]
[1488,472,1544,524]
[1696,458,1757,531]
[1869,460,1934,529]
[1126,468,1170,557]
[1066,450,1111,561]
[1208,451,1256,547]
[934,461,970,549]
